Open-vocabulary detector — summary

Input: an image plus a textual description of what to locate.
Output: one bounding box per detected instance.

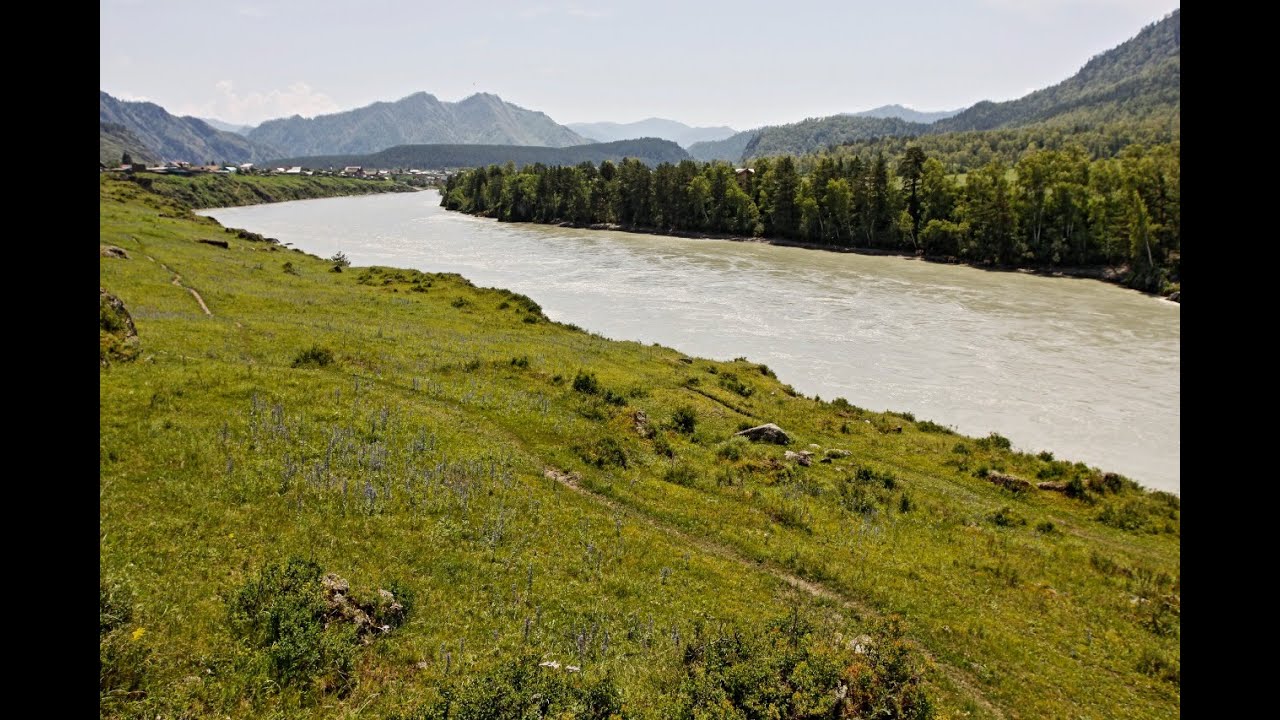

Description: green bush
[664,463,698,487]
[572,370,600,395]
[576,436,628,469]
[422,654,622,719]
[716,436,748,461]
[671,406,697,434]
[675,612,933,719]
[989,506,1026,528]
[291,345,334,368]
[717,371,754,398]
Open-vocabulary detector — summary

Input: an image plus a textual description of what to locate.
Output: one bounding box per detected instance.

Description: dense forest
[271,137,689,171]
[441,142,1179,295]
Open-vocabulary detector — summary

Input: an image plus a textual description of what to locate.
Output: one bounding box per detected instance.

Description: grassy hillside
[124,173,416,210]
[100,175,1179,719]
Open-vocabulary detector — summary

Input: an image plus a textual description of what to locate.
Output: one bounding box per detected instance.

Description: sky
[101,0,1178,131]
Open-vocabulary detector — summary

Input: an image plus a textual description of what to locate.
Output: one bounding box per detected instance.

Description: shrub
[976,432,1012,451]
[675,612,933,719]
[716,436,748,461]
[292,345,334,368]
[989,506,1026,528]
[854,465,898,490]
[1035,520,1056,534]
[663,463,698,487]
[916,420,955,434]
[671,406,697,434]
[424,654,622,719]
[450,297,472,309]
[572,370,600,395]
[283,260,299,275]
[576,437,628,469]
[717,372,754,398]
[899,492,914,513]
[652,433,675,458]
[510,355,529,368]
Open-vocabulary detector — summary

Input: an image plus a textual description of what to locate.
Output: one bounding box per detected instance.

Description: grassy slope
[127,172,416,210]
[100,175,1179,718]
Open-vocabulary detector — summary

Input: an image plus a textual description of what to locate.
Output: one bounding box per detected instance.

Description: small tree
[121,151,132,166]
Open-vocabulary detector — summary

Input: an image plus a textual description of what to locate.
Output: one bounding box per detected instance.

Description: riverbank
[101,174,1178,718]
[546,219,1179,302]
[121,171,417,210]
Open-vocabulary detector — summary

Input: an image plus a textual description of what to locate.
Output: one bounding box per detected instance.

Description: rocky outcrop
[321,573,405,644]
[735,423,792,444]
[100,245,130,259]
[785,450,813,466]
[100,287,140,366]
[987,472,1032,492]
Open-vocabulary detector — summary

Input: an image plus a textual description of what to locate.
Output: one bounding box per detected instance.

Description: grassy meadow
[100,174,1179,719]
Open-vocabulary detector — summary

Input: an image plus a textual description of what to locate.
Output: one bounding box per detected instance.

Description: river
[201,190,1180,493]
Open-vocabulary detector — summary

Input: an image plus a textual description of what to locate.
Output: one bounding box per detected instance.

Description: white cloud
[177,81,341,125]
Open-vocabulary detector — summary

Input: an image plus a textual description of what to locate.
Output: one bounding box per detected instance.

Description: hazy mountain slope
[201,118,256,135]
[931,9,1180,134]
[100,122,160,166]
[271,137,690,170]
[742,116,927,160]
[687,131,758,163]
[847,104,963,124]
[249,92,590,157]
[568,118,737,148]
[99,91,279,163]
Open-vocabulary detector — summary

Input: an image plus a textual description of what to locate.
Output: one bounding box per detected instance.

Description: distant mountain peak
[247,92,589,157]
[566,118,738,149]
[845,104,964,124]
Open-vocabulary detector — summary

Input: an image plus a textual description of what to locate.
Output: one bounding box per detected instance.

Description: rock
[197,238,230,249]
[415,661,430,670]
[1037,481,1069,492]
[633,410,651,437]
[851,634,873,654]
[735,423,792,445]
[1168,291,1180,303]
[100,287,140,366]
[322,573,350,594]
[784,450,813,466]
[987,472,1033,492]
[100,245,130,259]
[825,449,852,459]
[539,660,561,669]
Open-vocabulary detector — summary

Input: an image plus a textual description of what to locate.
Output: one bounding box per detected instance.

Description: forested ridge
[441,141,1179,295]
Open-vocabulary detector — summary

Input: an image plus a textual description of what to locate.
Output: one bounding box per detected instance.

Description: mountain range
[689,9,1179,163]
[100,92,280,164]
[100,10,1177,170]
[567,119,737,148]
[247,92,589,158]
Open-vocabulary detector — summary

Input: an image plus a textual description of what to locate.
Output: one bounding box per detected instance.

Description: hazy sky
[101,0,1178,131]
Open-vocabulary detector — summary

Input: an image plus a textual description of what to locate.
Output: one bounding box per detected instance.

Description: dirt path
[157,260,212,316]
[543,468,1007,719]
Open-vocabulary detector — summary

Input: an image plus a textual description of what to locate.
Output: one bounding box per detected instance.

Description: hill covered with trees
[272,137,691,170]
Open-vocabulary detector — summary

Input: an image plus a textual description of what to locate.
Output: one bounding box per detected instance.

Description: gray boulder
[735,423,792,445]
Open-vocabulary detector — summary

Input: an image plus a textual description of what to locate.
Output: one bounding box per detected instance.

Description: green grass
[99,174,1179,718]
[122,171,415,210]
